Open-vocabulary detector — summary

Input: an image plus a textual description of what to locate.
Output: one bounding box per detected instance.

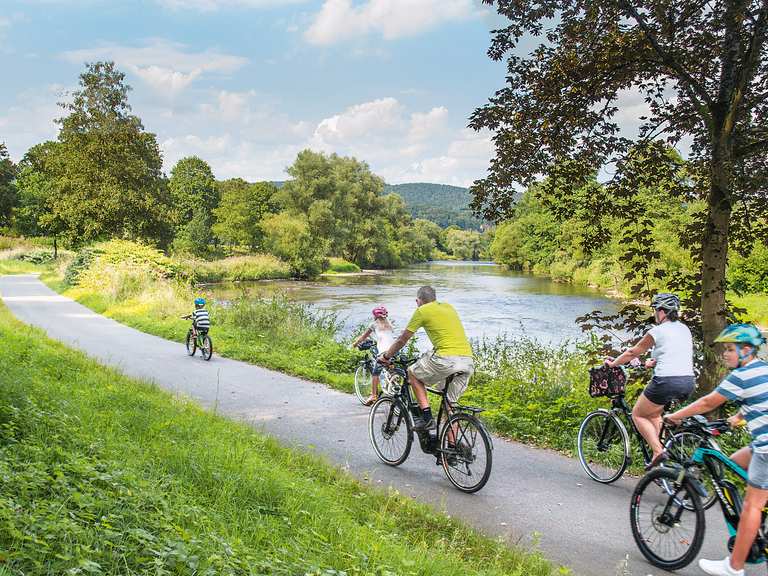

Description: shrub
[324,257,361,274]
[180,254,291,283]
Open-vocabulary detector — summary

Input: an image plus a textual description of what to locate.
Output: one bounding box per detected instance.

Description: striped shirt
[716,359,768,453]
[192,308,211,330]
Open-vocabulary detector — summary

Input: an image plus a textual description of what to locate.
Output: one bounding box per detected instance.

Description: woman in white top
[607,293,695,469]
[351,306,395,406]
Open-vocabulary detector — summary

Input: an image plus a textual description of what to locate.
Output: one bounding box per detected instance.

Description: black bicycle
[354,340,378,404]
[182,315,213,361]
[368,355,493,493]
[630,416,758,571]
[576,368,717,508]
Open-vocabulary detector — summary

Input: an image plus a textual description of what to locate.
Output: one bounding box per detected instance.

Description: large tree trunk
[698,141,733,393]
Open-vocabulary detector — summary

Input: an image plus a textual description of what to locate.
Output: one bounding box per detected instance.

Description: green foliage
[213,179,277,250]
[384,183,485,230]
[65,240,179,293]
[275,151,436,270]
[10,141,64,241]
[179,254,291,283]
[50,62,171,246]
[0,305,555,576]
[729,242,768,293]
[169,156,218,256]
[324,257,361,274]
[262,211,329,278]
[0,143,16,228]
[445,229,484,261]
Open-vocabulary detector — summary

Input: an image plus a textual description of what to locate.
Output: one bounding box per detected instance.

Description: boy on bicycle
[189,297,210,336]
[666,323,768,576]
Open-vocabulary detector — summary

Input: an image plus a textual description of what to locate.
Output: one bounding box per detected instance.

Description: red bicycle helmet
[372,306,388,318]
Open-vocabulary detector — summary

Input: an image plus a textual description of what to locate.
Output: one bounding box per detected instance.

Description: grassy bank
[0,304,556,575]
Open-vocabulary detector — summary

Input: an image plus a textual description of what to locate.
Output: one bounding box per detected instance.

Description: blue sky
[0,0,517,186]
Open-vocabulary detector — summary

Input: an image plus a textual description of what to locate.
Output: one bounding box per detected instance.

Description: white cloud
[156,0,307,11]
[0,85,64,160]
[61,40,247,98]
[305,0,478,45]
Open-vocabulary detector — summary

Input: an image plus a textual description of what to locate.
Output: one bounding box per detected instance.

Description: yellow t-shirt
[406,301,472,357]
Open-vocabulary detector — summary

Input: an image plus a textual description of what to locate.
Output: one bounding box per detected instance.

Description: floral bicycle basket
[588,365,627,398]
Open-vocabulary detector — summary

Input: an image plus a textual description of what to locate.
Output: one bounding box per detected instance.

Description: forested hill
[383,183,485,230]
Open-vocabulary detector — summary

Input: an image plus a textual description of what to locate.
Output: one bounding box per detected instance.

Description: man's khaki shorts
[409,352,474,403]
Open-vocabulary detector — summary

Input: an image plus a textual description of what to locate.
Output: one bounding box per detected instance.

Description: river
[206,261,620,348]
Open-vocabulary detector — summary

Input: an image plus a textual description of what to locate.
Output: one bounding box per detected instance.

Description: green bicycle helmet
[714,323,766,349]
[651,293,680,311]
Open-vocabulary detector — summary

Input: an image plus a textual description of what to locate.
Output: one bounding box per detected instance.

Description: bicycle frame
[686,446,768,562]
[606,395,662,465]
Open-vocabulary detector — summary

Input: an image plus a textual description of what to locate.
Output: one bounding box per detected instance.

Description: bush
[180,254,291,283]
[65,240,180,290]
[324,257,361,274]
[13,248,56,264]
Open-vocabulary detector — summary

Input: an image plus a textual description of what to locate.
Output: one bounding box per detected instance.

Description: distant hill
[383,183,485,230]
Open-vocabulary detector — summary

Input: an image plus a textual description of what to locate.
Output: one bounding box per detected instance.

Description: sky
[0,0,519,187]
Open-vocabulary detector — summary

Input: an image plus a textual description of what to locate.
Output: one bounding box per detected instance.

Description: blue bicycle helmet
[194,297,206,307]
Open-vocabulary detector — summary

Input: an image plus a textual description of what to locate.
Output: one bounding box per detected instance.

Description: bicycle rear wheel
[369,397,412,466]
[185,329,196,356]
[577,409,630,483]
[630,467,705,571]
[354,364,373,404]
[201,335,213,361]
[440,413,493,493]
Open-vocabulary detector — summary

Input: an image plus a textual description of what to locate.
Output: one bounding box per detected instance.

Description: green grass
[732,292,768,328]
[0,303,558,575]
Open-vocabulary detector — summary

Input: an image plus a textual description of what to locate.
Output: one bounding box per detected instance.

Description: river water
[206,260,620,347]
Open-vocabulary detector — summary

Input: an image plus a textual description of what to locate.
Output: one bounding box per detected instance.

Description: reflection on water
[206,261,620,347]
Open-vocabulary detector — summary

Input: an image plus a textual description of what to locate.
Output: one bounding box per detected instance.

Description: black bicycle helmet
[651,293,680,311]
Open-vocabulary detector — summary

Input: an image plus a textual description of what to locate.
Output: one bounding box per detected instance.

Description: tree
[471,0,768,391]
[169,156,218,255]
[445,229,483,260]
[213,179,277,250]
[13,142,68,255]
[50,61,171,246]
[0,143,17,229]
[261,211,328,278]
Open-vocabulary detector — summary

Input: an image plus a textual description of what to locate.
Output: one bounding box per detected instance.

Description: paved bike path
[1,275,750,576]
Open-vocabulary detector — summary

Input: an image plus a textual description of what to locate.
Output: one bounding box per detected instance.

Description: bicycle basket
[588,365,626,397]
[357,340,376,351]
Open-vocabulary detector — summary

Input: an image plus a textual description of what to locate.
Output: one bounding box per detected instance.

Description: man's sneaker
[699,556,744,576]
[412,416,436,431]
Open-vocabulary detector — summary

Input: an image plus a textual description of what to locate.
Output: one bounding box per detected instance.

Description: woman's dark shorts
[371,361,384,376]
[643,375,695,406]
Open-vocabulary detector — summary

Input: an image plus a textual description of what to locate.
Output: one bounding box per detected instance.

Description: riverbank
[0,301,555,575]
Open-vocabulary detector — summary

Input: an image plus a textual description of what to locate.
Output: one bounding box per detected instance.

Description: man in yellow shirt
[380,285,474,430]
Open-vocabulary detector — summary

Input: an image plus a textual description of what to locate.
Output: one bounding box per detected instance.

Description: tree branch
[618,0,714,117]
[733,137,768,159]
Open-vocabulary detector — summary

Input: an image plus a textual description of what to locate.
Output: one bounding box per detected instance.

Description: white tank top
[648,321,695,377]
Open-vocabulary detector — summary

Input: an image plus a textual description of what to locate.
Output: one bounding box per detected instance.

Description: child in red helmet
[351,306,395,405]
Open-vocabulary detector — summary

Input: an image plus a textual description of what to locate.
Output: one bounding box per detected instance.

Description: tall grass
[0,304,557,575]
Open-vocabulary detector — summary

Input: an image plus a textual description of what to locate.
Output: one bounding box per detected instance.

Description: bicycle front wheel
[369,397,412,466]
[440,413,493,493]
[577,409,630,483]
[630,467,705,570]
[354,364,373,404]
[201,335,213,361]
[185,330,196,356]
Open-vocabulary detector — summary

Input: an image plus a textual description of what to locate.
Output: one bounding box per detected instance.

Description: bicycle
[630,416,763,571]
[368,354,493,493]
[354,340,397,404]
[182,315,213,361]
[576,365,718,508]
